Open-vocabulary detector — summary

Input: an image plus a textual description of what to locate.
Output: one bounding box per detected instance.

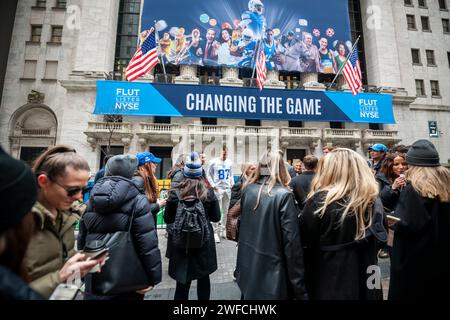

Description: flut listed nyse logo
[115,88,141,111]
[359,99,379,119]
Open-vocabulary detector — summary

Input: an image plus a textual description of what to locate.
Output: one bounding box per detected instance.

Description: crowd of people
[0,138,449,301]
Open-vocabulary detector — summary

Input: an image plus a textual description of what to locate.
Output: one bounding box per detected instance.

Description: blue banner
[141,0,352,73]
[93,81,395,124]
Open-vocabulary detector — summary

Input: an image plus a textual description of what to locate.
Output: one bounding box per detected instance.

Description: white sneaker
[214,233,221,243]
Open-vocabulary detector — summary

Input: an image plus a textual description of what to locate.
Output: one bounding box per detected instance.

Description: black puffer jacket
[237,177,308,300]
[78,176,162,295]
[0,266,44,300]
[131,175,161,223]
[164,186,221,284]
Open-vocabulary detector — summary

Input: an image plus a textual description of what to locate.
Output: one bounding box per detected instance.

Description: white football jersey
[207,158,234,190]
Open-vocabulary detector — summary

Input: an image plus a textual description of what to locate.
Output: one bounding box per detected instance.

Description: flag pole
[154,20,168,82]
[330,35,361,88]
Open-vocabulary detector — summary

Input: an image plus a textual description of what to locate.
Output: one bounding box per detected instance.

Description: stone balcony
[362,129,402,148]
[84,121,133,149]
[323,128,362,146]
[136,123,182,146]
[235,126,272,136]
[280,127,322,148]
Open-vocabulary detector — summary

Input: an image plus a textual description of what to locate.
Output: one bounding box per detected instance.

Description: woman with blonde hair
[236,150,307,300]
[388,140,450,300]
[300,148,386,300]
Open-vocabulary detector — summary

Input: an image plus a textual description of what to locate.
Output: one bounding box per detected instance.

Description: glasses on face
[50,178,87,197]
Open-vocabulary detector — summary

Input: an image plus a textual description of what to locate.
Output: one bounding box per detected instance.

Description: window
[421,16,431,31]
[23,60,37,79]
[330,122,344,129]
[404,0,412,5]
[288,121,304,128]
[418,0,427,8]
[35,0,46,8]
[31,25,42,42]
[154,116,171,124]
[201,118,217,125]
[426,50,436,66]
[149,146,173,180]
[44,61,58,79]
[20,147,47,166]
[411,49,421,64]
[430,81,440,96]
[100,146,124,170]
[245,119,261,127]
[50,26,63,43]
[369,123,383,130]
[114,0,141,80]
[55,0,66,8]
[407,15,416,30]
[443,19,450,33]
[415,79,425,96]
[439,0,448,10]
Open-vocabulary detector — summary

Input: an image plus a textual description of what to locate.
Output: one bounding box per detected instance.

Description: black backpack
[171,196,210,250]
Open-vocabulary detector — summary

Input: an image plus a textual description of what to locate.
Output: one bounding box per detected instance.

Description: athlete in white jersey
[207,146,234,243]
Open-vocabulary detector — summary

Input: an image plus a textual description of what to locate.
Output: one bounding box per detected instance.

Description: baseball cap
[136,152,161,166]
[368,143,388,153]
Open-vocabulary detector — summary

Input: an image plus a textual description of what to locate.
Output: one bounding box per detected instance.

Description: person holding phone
[389,140,450,300]
[375,153,408,258]
[24,145,101,298]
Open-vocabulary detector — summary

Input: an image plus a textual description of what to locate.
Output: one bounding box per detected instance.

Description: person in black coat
[78,155,162,300]
[164,152,221,300]
[375,153,407,212]
[132,152,166,224]
[0,147,43,300]
[375,153,408,259]
[237,150,308,300]
[300,148,386,300]
[388,140,450,300]
[289,155,318,208]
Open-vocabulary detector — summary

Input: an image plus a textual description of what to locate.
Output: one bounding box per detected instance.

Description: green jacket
[24,202,79,298]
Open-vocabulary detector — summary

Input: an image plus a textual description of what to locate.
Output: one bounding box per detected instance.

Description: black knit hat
[0,147,38,232]
[405,139,440,167]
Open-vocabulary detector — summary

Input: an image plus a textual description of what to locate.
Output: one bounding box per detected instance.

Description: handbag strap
[127,199,138,233]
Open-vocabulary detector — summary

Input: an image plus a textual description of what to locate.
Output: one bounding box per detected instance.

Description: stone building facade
[0,0,449,177]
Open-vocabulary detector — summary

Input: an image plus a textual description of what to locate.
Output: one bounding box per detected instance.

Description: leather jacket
[236,177,308,300]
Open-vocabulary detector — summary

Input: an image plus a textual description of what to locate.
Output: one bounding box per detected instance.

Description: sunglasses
[50,179,87,197]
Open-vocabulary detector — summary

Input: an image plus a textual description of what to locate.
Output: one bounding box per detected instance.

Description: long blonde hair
[245,150,291,210]
[241,162,256,180]
[308,148,379,240]
[406,166,450,202]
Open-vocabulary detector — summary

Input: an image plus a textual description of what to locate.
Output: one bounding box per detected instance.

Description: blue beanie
[183,152,203,178]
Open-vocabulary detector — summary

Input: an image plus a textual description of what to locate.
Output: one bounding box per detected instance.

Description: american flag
[256,50,266,91]
[126,29,158,82]
[341,47,362,95]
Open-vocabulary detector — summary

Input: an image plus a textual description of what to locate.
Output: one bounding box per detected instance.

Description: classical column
[264,70,285,89]
[301,73,326,91]
[175,65,199,85]
[220,67,243,87]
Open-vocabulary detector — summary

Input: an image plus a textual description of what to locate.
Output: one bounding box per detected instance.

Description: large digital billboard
[140,0,353,73]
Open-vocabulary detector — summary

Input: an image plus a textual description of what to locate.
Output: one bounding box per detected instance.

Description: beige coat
[24,202,78,298]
